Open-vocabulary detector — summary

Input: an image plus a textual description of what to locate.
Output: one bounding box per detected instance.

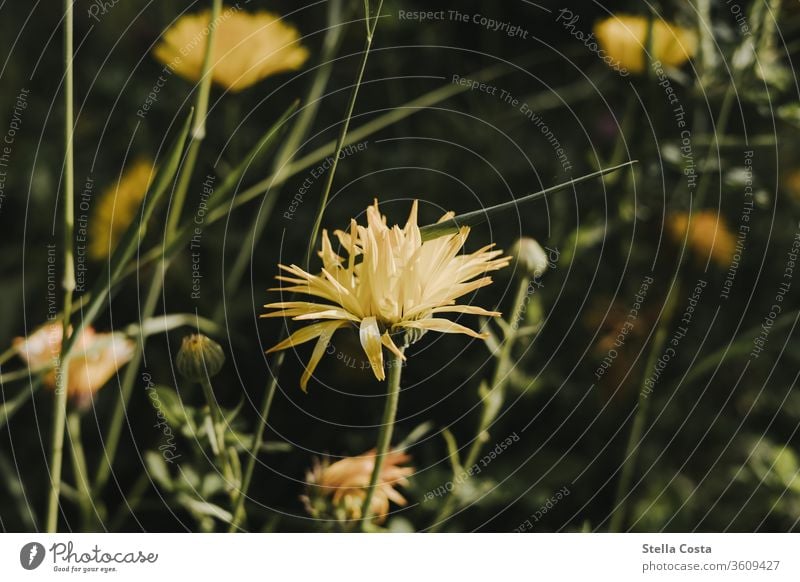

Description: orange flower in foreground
[14,322,135,403]
[304,449,414,524]
[667,211,737,268]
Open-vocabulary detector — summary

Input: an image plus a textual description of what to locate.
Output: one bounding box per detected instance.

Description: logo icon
[20,542,45,570]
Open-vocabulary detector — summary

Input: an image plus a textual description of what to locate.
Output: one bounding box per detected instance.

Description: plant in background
[14,322,134,407]
[88,159,155,260]
[303,449,413,527]
[594,14,697,74]
[153,6,310,92]
[667,210,737,268]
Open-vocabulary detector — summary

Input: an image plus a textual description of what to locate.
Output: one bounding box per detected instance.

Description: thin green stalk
[200,376,228,473]
[431,277,528,530]
[46,0,75,533]
[608,296,675,532]
[93,0,221,496]
[167,0,221,234]
[228,352,282,531]
[215,0,345,323]
[360,349,404,529]
[229,1,385,532]
[67,411,94,530]
[93,268,164,493]
[304,0,384,268]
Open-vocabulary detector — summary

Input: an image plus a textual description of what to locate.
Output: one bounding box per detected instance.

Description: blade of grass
[419,161,638,240]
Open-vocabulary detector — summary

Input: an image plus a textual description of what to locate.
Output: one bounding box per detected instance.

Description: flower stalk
[360,348,405,529]
[46,0,75,532]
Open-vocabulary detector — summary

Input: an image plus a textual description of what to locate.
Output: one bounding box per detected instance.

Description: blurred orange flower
[594,14,696,74]
[89,159,155,260]
[153,6,309,92]
[14,322,135,404]
[304,449,414,524]
[667,211,737,268]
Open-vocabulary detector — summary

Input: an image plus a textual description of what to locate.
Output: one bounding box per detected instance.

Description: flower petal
[300,321,347,392]
[359,316,385,381]
[398,318,489,339]
[267,322,339,353]
[381,332,406,361]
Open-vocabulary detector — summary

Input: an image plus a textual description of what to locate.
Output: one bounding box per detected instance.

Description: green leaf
[152,385,189,429]
[418,161,637,241]
[144,451,173,492]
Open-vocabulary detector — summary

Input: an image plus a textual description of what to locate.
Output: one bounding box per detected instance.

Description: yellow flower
[14,322,135,404]
[153,6,310,92]
[263,200,510,390]
[667,211,737,268]
[304,449,414,524]
[594,14,697,74]
[89,159,154,260]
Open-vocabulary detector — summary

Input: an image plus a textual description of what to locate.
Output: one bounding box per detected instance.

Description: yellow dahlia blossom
[667,210,737,268]
[263,200,510,390]
[89,159,154,260]
[594,14,697,74]
[304,449,414,523]
[14,322,135,403]
[153,7,309,92]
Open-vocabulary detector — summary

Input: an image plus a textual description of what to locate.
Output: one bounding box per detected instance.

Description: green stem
[93,268,164,493]
[199,376,228,474]
[360,348,404,530]
[431,277,528,531]
[608,295,675,532]
[46,0,75,533]
[92,0,221,497]
[304,0,384,268]
[67,411,94,530]
[229,1,385,533]
[228,352,282,532]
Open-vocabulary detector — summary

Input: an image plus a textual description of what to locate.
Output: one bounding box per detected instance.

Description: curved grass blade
[419,161,638,241]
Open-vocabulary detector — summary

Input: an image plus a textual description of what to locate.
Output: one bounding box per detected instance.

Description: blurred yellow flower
[153,6,309,92]
[14,322,135,404]
[304,449,413,524]
[89,159,154,260]
[667,211,737,268]
[263,200,510,390]
[594,15,697,74]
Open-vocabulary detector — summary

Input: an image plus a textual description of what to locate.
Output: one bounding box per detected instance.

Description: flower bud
[176,334,225,382]
[512,237,549,278]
